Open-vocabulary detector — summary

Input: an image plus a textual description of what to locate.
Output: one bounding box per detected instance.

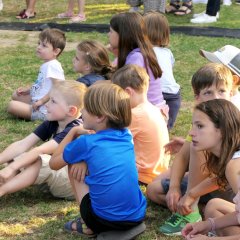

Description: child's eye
[197,124,203,129]
[219,89,226,93]
[203,91,211,96]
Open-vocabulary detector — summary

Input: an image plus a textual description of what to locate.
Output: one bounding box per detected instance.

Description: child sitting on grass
[182,99,240,240]
[50,83,146,237]
[0,81,86,199]
[146,63,235,236]
[144,11,181,129]
[73,40,114,87]
[112,64,170,185]
[7,28,66,121]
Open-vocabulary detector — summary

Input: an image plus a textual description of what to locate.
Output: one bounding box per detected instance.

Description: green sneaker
[159,211,202,236]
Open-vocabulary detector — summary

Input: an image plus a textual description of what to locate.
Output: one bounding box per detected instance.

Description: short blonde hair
[112,64,149,93]
[192,63,233,96]
[84,83,131,129]
[52,80,86,111]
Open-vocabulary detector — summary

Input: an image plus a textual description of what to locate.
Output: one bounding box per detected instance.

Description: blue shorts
[161,176,234,204]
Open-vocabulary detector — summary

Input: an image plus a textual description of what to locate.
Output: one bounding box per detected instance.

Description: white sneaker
[192,0,207,4]
[190,13,217,23]
[193,11,219,19]
[223,0,232,5]
[0,0,3,11]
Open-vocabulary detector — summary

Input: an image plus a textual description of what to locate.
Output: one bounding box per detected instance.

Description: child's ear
[54,48,61,57]
[233,74,240,86]
[68,105,78,117]
[96,115,106,124]
[124,87,134,96]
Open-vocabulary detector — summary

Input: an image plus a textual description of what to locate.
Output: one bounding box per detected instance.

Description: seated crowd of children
[2,10,240,240]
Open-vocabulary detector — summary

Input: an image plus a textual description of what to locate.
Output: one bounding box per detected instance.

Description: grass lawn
[1,1,240,239]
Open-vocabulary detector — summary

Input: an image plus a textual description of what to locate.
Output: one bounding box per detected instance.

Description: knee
[204,198,222,219]
[11,91,18,101]
[146,181,163,200]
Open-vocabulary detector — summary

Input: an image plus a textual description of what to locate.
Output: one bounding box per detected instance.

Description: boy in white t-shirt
[7,28,66,121]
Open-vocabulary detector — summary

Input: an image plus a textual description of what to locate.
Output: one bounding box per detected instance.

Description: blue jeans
[163,90,181,129]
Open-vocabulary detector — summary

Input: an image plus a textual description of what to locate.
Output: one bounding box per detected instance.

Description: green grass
[1,1,240,238]
[1,0,240,28]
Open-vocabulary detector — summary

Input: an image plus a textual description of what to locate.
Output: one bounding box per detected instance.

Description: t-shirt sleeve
[53,126,75,144]
[33,121,56,141]
[63,136,88,164]
[45,62,65,81]
[126,52,145,68]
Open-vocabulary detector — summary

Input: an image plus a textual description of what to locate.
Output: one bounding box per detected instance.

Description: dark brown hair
[39,28,66,56]
[110,12,162,79]
[195,99,240,188]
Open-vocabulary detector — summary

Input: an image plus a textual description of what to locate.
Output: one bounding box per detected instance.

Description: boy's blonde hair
[77,40,114,79]
[192,63,233,96]
[52,80,86,111]
[143,11,170,47]
[39,28,66,56]
[111,64,149,93]
[84,83,131,129]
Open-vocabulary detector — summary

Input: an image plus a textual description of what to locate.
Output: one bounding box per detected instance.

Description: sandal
[174,1,192,16]
[16,11,36,19]
[16,9,26,18]
[69,14,86,23]
[57,12,74,18]
[165,2,180,13]
[64,218,96,238]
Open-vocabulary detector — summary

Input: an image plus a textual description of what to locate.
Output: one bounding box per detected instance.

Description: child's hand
[186,235,210,240]
[17,87,30,96]
[182,221,211,239]
[164,137,185,155]
[69,162,87,182]
[177,192,196,215]
[0,166,17,184]
[72,126,94,139]
[166,186,182,213]
[32,100,42,110]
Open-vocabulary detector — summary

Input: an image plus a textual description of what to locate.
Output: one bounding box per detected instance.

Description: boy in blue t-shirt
[50,83,146,237]
[0,81,86,199]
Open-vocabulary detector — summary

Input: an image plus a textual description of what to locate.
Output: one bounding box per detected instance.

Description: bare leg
[205,198,240,236]
[0,160,41,197]
[67,0,75,14]
[25,0,37,15]
[68,166,93,235]
[77,0,85,16]
[146,168,171,206]
[7,100,32,120]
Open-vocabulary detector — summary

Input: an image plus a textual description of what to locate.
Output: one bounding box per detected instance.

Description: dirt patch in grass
[0,30,78,51]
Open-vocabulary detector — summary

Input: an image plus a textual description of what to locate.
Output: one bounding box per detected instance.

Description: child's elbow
[49,156,58,170]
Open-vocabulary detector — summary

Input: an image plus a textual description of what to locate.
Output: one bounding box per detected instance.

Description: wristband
[207,218,216,231]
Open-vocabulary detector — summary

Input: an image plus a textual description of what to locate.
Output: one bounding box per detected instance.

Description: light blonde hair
[192,63,233,96]
[84,83,131,129]
[112,64,149,93]
[143,11,170,47]
[52,80,86,111]
[77,40,114,79]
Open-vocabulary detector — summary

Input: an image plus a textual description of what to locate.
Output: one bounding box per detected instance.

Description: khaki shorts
[34,154,74,199]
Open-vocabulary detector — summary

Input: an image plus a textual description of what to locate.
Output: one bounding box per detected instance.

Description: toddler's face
[36,40,58,62]
[196,83,232,103]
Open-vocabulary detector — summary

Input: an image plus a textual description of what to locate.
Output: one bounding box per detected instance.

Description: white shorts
[34,154,74,199]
